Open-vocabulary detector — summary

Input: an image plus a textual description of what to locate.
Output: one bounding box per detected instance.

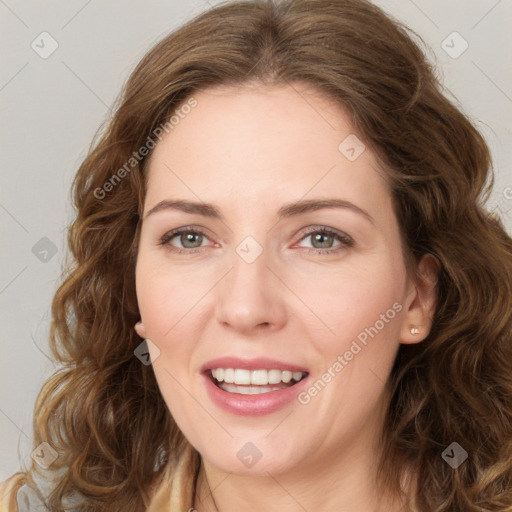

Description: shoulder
[0,472,26,512]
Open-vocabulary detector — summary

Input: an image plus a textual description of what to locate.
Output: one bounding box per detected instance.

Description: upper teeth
[211,368,305,386]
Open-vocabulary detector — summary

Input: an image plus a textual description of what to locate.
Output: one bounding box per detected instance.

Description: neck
[193,429,409,512]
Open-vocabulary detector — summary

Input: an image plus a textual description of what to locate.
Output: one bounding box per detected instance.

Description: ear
[399,253,439,344]
[134,321,147,339]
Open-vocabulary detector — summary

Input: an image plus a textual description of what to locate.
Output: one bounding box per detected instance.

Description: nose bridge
[214,235,286,332]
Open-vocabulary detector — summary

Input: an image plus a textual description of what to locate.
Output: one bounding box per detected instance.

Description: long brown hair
[27,0,512,510]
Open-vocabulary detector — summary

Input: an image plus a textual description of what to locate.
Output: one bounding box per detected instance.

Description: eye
[159,227,213,253]
[158,225,353,255]
[296,227,354,255]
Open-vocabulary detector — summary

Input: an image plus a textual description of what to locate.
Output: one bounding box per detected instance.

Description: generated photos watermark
[298,301,403,405]
[93,97,198,200]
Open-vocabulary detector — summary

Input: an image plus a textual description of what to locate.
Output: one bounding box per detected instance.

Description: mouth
[201,357,310,415]
[208,368,309,395]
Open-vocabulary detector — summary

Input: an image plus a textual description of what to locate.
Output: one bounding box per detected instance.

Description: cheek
[288,257,405,346]
[135,251,211,339]
[293,270,404,427]
[135,264,219,448]
[286,263,406,404]
[134,256,206,401]
[135,258,203,421]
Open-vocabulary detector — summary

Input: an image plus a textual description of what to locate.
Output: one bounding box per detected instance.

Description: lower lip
[203,373,309,416]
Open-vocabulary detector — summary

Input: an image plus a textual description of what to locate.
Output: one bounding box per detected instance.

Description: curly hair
[25,0,512,510]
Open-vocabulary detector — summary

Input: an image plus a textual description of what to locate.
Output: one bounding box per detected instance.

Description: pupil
[313,233,332,248]
[182,233,202,248]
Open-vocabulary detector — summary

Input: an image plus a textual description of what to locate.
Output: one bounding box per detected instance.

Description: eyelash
[158,225,354,255]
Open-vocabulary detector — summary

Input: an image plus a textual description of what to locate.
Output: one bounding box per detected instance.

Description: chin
[197,435,306,477]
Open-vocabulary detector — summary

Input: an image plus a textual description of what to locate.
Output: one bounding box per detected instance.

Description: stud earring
[410,327,420,335]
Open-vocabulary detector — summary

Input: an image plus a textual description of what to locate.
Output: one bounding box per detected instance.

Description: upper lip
[201,357,309,374]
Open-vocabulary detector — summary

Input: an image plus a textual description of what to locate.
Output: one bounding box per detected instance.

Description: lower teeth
[217,381,294,395]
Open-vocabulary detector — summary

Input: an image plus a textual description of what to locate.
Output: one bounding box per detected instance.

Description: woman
[2,0,511,510]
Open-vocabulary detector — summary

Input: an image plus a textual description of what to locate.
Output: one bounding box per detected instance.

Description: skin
[134,83,438,512]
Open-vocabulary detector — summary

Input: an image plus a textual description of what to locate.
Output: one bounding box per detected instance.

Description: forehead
[144,82,392,223]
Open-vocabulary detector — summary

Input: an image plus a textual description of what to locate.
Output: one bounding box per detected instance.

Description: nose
[214,243,287,336]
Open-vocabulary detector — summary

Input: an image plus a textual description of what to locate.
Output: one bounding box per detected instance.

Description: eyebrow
[144,198,375,225]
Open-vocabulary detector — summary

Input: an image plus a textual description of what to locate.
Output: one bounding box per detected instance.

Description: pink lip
[201,357,310,416]
[201,357,309,373]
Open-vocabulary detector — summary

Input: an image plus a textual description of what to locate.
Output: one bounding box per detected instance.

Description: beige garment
[146,444,198,511]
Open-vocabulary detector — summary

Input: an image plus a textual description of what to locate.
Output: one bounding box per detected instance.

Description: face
[134,83,420,479]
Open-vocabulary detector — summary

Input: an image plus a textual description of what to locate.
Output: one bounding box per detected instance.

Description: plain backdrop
[1,0,511,480]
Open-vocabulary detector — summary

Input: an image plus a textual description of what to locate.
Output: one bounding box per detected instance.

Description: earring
[410,327,420,335]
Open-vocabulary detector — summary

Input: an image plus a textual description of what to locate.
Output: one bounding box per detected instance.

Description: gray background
[1,0,511,480]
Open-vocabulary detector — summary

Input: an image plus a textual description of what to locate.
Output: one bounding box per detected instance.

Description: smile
[210,368,307,394]
[201,358,310,415]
